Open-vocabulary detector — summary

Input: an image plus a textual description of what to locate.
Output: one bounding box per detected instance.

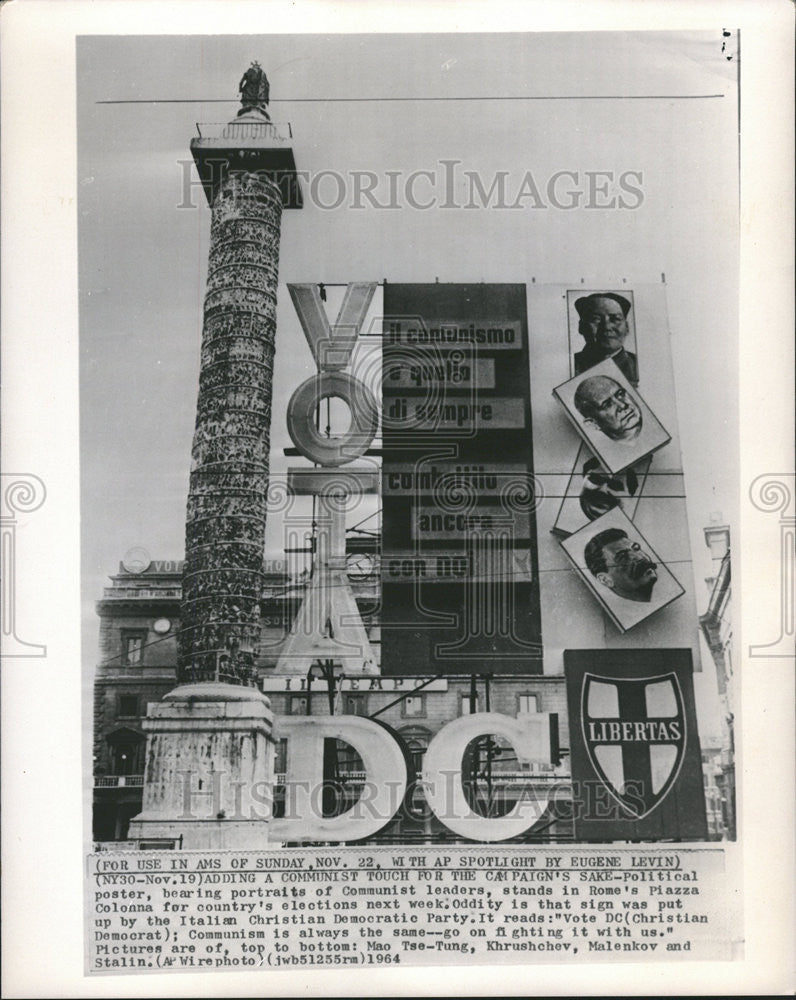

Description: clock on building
[346,553,376,581]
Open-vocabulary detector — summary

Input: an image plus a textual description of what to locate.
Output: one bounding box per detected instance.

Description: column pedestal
[128,683,276,850]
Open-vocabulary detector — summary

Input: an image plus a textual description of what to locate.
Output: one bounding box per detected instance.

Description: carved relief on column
[179,172,284,685]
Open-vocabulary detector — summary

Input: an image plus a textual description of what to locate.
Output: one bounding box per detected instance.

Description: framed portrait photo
[559,506,685,633]
[566,288,638,384]
[551,441,651,538]
[553,357,670,475]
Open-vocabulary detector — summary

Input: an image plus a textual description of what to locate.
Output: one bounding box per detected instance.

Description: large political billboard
[381,283,542,674]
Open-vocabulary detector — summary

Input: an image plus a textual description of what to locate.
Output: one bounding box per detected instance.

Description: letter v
[288,282,377,371]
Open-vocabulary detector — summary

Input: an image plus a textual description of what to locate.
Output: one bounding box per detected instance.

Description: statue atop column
[238,61,270,117]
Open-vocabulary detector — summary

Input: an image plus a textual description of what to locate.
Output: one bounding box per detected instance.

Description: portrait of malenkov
[560,506,685,633]
[553,356,671,475]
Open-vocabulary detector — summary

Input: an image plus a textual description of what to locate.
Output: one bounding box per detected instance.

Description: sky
[76,30,740,733]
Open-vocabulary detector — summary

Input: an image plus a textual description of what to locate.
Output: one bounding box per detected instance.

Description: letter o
[287,372,378,466]
[309,170,346,210]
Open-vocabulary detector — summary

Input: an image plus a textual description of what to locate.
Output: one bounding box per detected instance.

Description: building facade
[698,521,735,839]
[93,553,570,845]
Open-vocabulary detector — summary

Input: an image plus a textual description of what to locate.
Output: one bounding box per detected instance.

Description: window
[459,694,481,716]
[106,728,144,776]
[518,694,539,714]
[397,728,432,821]
[121,630,147,666]
[287,695,308,716]
[343,694,367,717]
[111,742,140,775]
[405,739,428,777]
[405,740,429,818]
[274,738,288,775]
[117,694,139,718]
[401,694,426,719]
[272,739,289,820]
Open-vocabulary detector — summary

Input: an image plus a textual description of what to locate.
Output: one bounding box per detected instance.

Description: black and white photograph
[553,357,671,475]
[1,3,793,997]
[559,506,686,633]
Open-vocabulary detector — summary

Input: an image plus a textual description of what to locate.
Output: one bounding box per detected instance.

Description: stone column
[129,96,301,849]
[179,170,283,685]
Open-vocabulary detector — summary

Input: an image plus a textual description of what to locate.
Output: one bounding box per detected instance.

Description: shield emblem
[580,671,687,819]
